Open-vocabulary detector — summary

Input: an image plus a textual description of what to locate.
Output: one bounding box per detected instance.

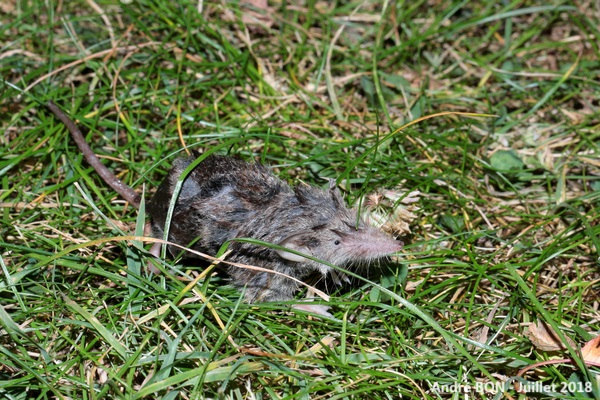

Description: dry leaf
[96,367,108,384]
[297,336,336,357]
[528,321,576,352]
[0,0,15,14]
[241,0,268,8]
[581,335,600,363]
[240,0,273,27]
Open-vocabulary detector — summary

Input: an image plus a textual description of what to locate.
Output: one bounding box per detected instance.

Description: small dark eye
[334,240,341,245]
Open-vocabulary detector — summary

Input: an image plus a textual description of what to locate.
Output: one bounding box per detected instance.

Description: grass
[1,0,600,398]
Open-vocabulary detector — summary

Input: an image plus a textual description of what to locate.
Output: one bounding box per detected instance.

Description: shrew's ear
[328,179,345,208]
[275,233,312,262]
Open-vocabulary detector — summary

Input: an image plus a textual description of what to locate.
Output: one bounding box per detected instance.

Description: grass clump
[1,0,599,399]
